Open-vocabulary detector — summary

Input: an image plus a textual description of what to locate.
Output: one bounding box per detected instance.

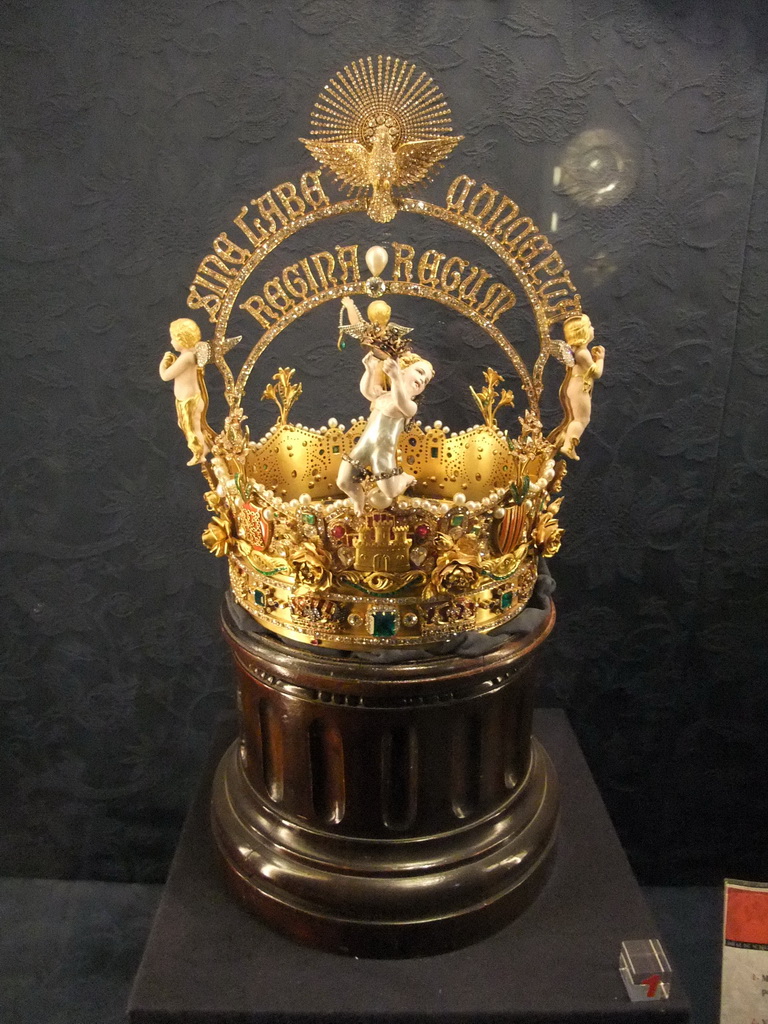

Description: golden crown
[161,56,605,649]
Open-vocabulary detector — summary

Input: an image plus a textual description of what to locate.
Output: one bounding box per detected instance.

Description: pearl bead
[365,245,388,277]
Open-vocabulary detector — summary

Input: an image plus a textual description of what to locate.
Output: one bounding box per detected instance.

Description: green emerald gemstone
[450,514,465,528]
[302,513,316,525]
[372,610,398,637]
[500,591,513,610]
[253,589,265,606]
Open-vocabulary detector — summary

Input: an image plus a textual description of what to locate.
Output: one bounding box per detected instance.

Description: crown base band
[229,550,539,651]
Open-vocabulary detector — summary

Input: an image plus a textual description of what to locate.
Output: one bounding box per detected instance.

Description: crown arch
[234,283,532,408]
[188,170,582,428]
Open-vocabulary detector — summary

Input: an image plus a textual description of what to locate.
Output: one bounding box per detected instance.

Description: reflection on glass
[555,128,638,208]
[582,250,618,289]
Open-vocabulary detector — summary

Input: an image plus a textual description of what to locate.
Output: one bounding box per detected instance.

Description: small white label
[720,879,768,1024]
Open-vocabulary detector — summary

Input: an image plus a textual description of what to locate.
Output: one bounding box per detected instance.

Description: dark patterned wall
[2,0,766,884]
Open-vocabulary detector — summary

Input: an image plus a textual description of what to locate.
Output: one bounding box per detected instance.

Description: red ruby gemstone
[414,524,430,541]
[331,525,346,539]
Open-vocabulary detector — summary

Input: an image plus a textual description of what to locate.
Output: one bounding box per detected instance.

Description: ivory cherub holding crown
[159,318,214,465]
[336,298,434,515]
[553,314,605,460]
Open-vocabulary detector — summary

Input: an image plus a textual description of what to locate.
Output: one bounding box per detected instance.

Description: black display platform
[128,711,690,1023]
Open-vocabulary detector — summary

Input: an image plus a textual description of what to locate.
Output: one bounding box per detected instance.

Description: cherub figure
[336,298,434,515]
[551,314,605,459]
[159,318,215,465]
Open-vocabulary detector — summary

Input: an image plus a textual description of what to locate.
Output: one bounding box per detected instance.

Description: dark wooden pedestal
[211,598,559,957]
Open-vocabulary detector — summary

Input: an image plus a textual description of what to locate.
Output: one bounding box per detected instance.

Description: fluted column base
[211,597,559,957]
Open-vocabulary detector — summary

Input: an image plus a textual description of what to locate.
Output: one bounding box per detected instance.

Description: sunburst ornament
[299,55,463,223]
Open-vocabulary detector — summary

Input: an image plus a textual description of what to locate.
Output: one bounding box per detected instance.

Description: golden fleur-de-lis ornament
[300,56,463,223]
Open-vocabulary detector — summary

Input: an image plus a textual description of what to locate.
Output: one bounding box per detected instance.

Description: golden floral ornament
[202,511,238,558]
[531,498,564,558]
[487,549,528,580]
[221,407,250,453]
[204,489,223,513]
[428,534,482,598]
[261,367,303,425]
[550,459,568,494]
[290,541,333,595]
[470,367,515,429]
[516,409,545,447]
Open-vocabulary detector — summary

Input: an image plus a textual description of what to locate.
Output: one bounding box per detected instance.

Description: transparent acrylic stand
[619,939,672,1001]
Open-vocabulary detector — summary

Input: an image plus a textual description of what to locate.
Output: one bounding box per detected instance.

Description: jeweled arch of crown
[159,56,605,649]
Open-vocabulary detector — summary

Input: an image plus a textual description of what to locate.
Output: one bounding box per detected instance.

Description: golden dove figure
[300,56,463,223]
[301,127,461,223]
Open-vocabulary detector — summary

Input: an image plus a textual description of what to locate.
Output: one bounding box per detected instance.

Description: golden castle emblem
[160,57,605,649]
